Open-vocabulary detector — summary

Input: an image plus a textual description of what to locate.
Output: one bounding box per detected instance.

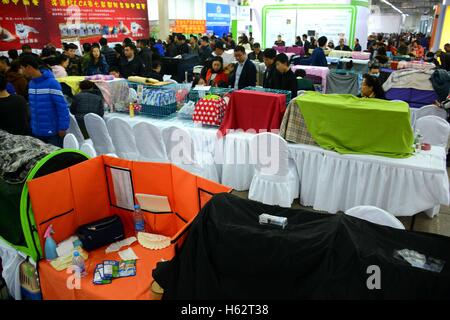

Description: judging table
[218,90,287,137]
[104,112,449,217]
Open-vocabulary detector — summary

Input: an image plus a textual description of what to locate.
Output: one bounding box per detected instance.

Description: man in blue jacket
[20,56,69,147]
[298,36,328,67]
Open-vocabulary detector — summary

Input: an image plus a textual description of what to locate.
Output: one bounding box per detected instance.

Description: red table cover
[218,90,287,136]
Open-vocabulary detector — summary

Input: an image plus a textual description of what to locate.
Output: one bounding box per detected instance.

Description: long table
[104,112,449,217]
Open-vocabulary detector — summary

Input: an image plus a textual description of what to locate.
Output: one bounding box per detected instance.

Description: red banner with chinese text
[0,0,149,51]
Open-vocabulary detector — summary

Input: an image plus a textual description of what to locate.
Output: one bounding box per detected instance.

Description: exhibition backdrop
[0,0,149,50]
[251,0,370,50]
[206,2,231,36]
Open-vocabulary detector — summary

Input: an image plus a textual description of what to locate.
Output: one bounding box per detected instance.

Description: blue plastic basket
[242,86,292,104]
[127,81,174,91]
[188,87,234,103]
[140,102,177,117]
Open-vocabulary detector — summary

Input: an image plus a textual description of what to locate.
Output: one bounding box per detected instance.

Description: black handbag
[76,215,124,251]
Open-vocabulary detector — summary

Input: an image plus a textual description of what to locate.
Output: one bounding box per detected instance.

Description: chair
[414,105,448,121]
[133,122,169,162]
[84,113,116,155]
[106,118,140,160]
[68,113,85,145]
[162,126,219,182]
[63,133,79,150]
[80,143,97,158]
[326,72,359,95]
[248,133,299,208]
[345,206,405,230]
[193,65,204,75]
[415,115,450,148]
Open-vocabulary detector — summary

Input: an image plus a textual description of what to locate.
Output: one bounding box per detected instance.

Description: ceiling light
[381,0,406,15]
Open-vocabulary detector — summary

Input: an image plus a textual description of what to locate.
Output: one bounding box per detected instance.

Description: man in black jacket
[175,34,190,56]
[335,38,352,51]
[248,43,264,62]
[137,39,153,76]
[229,46,256,90]
[302,34,310,54]
[440,44,450,71]
[262,48,280,89]
[70,80,104,138]
[274,53,297,99]
[99,37,117,68]
[199,36,212,64]
[120,44,145,78]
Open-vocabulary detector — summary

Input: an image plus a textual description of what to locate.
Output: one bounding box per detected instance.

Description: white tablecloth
[104,113,450,217]
[289,144,449,217]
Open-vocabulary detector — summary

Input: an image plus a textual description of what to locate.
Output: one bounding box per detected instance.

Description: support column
[158,0,170,40]
[432,5,448,52]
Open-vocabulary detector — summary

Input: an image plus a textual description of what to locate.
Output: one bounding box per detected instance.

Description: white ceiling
[371,0,441,15]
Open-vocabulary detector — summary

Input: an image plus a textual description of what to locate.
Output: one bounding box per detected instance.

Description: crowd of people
[0,30,449,149]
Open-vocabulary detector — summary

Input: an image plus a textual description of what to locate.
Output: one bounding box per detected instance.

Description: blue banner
[206,2,231,36]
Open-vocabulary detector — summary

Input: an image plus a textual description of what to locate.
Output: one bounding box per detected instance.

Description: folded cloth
[56,76,86,95]
[50,247,88,271]
[382,69,435,92]
[85,75,115,81]
[128,76,159,85]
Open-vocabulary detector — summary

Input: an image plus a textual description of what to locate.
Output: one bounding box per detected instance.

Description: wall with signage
[241,0,369,50]
[172,19,206,34]
[206,2,231,36]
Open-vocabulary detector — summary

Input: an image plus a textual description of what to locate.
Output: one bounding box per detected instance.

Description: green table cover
[296,92,414,158]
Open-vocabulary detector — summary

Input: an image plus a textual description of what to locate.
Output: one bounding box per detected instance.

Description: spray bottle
[44,224,58,261]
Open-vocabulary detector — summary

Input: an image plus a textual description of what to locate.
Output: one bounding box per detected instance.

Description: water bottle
[133,204,145,234]
[414,130,422,152]
[129,102,135,118]
[72,250,87,277]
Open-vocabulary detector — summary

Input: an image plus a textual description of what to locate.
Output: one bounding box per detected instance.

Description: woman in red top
[205,56,228,87]
[411,40,424,59]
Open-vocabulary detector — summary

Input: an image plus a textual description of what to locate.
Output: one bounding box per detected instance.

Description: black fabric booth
[153,193,450,300]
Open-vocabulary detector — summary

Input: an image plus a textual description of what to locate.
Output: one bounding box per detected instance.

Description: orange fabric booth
[26,156,232,300]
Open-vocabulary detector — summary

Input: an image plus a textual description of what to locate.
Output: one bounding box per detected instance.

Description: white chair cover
[414,105,448,121]
[415,115,450,148]
[80,142,97,158]
[84,113,115,155]
[0,240,26,300]
[193,65,204,75]
[68,113,85,145]
[248,133,299,208]
[63,133,79,150]
[133,122,169,162]
[345,206,405,229]
[162,126,219,182]
[106,117,140,160]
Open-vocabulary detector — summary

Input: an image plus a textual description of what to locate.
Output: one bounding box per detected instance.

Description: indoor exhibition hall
[1,0,450,304]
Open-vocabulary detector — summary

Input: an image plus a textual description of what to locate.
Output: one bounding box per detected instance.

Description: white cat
[130,22,143,34]
[15,23,39,40]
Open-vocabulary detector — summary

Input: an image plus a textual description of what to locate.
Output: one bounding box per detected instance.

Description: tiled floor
[232,168,450,237]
